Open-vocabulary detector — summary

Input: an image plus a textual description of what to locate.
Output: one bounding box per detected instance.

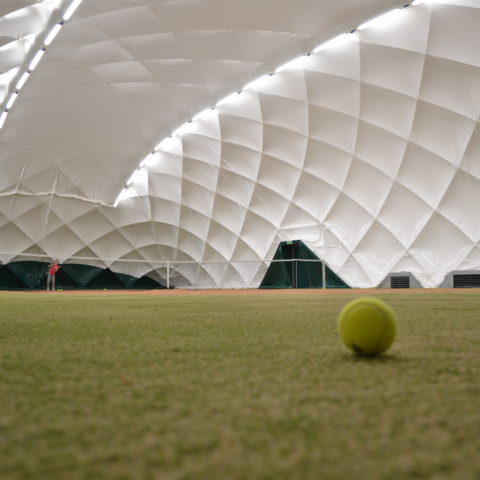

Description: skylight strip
[29,49,46,71]
[275,55,310,73]
[63,0,83,20]
[126,169,141,187]
[0,111,7,129]
[357,8,404,30]
[0,0,84,131]
[216,91,242,107]
[312,32,355,53]
[114,188,128,208]
[140,154,153,168]
[16,72,30,90]
[44,23,63,46]
[6,93,18,110]
[244,75,273,91]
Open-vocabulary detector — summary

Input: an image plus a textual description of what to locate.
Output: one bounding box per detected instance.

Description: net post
[322,260,326,289]
[167,262,170,289]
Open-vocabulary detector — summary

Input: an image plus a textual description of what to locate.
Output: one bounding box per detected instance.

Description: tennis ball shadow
[339,352,408,365]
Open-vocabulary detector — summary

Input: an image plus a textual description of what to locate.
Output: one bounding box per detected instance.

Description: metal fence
[0,252,339,289]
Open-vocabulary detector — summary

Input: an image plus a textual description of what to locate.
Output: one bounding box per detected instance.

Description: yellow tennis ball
[337,297,397,356]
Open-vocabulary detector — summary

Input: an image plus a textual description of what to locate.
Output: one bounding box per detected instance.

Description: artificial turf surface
[0,290,479,480]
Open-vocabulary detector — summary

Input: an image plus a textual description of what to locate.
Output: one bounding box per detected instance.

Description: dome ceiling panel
[427,3,480,67]
[419,56,480,120]
[352,220,405,283]
[215,171,256,209]
[358,84,417,139]
[354,120,408,178]
[396,143,457,208]
[359,43,425,98]
[323,193,374,253]
[304,72,359,116]
[211,194,247,238]
[341,157,393,217]
[410,100,476,165]
[437,171,480,242]
[302,138,352,191]
[360,1,431,53]
[291,172,339,221]
[376,182,432,248]
[409,211,474,283]
[219,115,262,151]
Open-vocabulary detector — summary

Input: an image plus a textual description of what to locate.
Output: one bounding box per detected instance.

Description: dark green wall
[0,262,165,290]
[0,246,348,290]
[260,240,349,289]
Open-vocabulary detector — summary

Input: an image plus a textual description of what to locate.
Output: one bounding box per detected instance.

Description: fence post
[322,260,326,289]
[166,262,170,289]
[294,259,297,289]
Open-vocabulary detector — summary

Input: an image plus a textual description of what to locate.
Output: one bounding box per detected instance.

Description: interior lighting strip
[0,0,83,131]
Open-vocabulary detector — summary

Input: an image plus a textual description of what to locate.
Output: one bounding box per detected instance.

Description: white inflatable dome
[1,0,479,288]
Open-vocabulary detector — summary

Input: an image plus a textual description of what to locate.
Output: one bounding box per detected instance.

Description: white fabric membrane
[0,0,479,288]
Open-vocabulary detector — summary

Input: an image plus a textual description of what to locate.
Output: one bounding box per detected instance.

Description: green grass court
[1,290,479,480]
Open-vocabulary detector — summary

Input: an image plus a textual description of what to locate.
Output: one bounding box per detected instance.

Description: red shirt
[48,264,60,275]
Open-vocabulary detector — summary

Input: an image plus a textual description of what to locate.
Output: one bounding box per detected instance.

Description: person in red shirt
[46,260,60,291]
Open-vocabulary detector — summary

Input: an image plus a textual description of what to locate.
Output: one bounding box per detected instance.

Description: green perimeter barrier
[260,240,349,289]
[0,246,347,290]
[0,262,165,290]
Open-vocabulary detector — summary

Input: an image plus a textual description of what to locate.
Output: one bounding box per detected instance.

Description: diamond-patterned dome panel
[409,212,474,286]
[290,172,339,220]
[360,2,430,54]
[376,182,432,248]
[359,84,417,139]
[305,72,359,117]
[307,41,360,81]
[280,202,318,234]
[354,120,407,178]
[205,221,240,261]
[261,126,308,171]
[352,220,405,286]
[341,157,393,217]
[215,170,256,210]
[411,99,476,165]
[211,194,247,238]
[178,206,211,243]
[248,183,291,229]
[258,93,309,136]
[419,56,480,119]
[396,143,457,208]
[308,105,358,154]
[427,3,480,67]
[437,171,480,242]
[302,138,352,190]
[360,43,425,98]
[219,115,262,153]
[457,245,480,271]
[323,193,374,254]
